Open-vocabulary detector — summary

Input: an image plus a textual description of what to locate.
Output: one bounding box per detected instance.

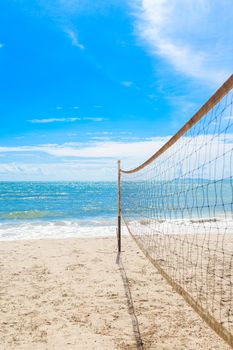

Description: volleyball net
[119,75,233,347]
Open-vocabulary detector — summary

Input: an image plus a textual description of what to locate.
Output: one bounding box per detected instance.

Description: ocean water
[0,180,231,241]
[0,182,118,240]
[121,179,233,220]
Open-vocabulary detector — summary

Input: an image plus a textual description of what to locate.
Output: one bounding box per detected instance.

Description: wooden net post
[117,160,121,252]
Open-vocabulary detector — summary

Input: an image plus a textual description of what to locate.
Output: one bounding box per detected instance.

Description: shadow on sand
[116,252,144,349]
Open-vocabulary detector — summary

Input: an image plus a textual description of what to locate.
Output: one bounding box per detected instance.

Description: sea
[0,181,231,241]
[0,182,118,240]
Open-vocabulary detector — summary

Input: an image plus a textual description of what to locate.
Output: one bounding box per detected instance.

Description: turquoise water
[0,180,231,240]
[0,182,117,223]
[0,182,118,240]
[121,179,233,220]
[2,180,231,225]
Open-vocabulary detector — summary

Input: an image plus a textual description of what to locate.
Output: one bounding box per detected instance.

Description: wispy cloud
[73,106,79,109]
[28,117,81,124]
[0,161,116,181]
[67,133,78,137]
[0,138,169,160]
[0,43,4,49]
[121,81,133,87]
[1,134,233,169]
[83,117,104,122]
[28,117,105,124]
[56,106,62,110]
[1,134,233,180]
[15,136,25,140]
[64,29,85,50]
[133,0,233,86]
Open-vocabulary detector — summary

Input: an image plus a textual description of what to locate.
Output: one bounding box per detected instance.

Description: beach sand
[0,234,230,349]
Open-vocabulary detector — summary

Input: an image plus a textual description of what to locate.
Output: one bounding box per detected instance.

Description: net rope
[120,75,233,347]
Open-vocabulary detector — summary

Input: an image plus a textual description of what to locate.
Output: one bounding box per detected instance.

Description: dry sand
[0,234,231,349]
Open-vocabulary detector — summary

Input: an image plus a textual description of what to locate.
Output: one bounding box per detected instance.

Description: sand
[0,234,231,349]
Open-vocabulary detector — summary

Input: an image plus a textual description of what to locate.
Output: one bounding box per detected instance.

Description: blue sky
[0,0,232,180]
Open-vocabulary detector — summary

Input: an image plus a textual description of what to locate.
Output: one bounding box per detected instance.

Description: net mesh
[121,80,233,345]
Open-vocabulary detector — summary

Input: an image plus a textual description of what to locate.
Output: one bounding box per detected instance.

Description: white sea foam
[1,216,232,241]
[0,220,119,241]
[127,216,233,236]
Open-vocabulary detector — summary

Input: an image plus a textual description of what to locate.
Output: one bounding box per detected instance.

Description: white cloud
[0,138,167,180]
[65,29,85,49]
[91,136,111,141]
[133,0,233,85]
[0,137,167,160]
[1,133,233,180]
[4,134,232,158]
[28,117,81,124]
[0,161,117,181]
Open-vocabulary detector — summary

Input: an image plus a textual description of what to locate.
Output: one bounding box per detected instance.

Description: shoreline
[0,220,119,241]
[0,235,230,349]
[0,215,232,242]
